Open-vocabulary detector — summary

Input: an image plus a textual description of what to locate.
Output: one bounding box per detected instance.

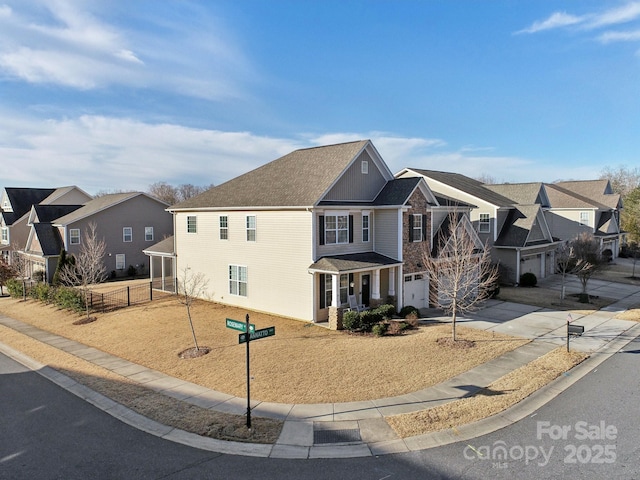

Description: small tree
[570,232,604,303]
[424,213,499,341]
[0,257,15,296]
[10,243,30,300]
[177,266,210,352]
[52,248,74,286]
[59,222,107,322]
[555,241,576,304]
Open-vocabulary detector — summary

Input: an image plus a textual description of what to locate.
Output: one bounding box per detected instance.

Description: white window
[361,160,369,174]
[579,211,589,226]
[123,227,132,242]
[323,274,332,308]
[229,265,247,296]
[479,213,490,233]
[70,229,80,245]
[115,254,125,270]
[362,213,370,243]
[220,216,228,240]
[339,273,348,305]
[145,227,154,241]
[412,214,423,242]
[325,215,349,244]
[187,216,197,233]
[1,227,7,243]
[246,215,256,241]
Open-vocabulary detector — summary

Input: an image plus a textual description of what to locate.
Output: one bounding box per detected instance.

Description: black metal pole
[566,320,570,352]
[246,313,251,429]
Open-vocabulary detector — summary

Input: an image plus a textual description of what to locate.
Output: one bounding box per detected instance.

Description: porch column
[388,267,396,296]
[331,273,340,307]
[160,257,166,290]
[372,269,381,300]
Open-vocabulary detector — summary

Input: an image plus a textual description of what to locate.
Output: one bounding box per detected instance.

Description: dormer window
[361,160,369,174]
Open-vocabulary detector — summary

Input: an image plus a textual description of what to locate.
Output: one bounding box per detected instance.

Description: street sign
[226,318,255,333]
[239,326,275,344]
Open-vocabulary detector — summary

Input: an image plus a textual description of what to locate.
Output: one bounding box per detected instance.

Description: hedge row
[6,279,85,312]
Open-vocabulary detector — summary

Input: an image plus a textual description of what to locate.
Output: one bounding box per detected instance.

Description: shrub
[359,309,383,331]
[399,305,419,319]
[53,286,85,312]
[6,278,24,297]
[33,270,45,282]
[372,323,388,336]
[29,282,52,302]
[375,304,396,320]
[342,310,361,331]
[519,272,537,287]
[387,321,409,335]
[127,265,137,277]
[602,249,613,262]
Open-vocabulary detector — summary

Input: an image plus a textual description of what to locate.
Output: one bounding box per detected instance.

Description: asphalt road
[1,336,639,479]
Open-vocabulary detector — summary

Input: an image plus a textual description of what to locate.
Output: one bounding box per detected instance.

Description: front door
[361,274,370,306]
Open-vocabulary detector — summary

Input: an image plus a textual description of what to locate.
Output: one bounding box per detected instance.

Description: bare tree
[423,213,499,341]
[59,222,107,322]
[177,266,210,353]
[570,232,605,303]
[10,242,30,300]
[148,181,179,205]
[555,241,576,304]
[599,165,640,196]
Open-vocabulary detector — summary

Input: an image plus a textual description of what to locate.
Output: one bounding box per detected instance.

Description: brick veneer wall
[403,189,432,274]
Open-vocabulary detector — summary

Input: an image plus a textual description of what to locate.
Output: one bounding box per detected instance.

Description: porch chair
[347,294,368,313]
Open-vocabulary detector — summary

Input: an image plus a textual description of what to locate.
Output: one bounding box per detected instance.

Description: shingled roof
[53,192,155,225]
[2,188,56,225]
[171,140,371,210]
[545,183,611,210]
[494,205,544,247]
[485,183,546,206]
[406,169,514,207]
[554,180,620,210]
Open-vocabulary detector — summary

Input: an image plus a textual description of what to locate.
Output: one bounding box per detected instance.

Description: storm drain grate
[313,428,362,445]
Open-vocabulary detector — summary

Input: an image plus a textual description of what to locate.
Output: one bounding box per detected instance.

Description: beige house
[397,170,560,284]
[1,186,92,269]
[162,140,464,325]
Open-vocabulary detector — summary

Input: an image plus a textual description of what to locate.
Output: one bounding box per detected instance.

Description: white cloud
[0,1,252,100]
[598,29,640,43]
[583,1,640,29]
[517,11,584,34]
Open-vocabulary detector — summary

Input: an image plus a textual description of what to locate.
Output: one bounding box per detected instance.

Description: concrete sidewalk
[1,280,639,459]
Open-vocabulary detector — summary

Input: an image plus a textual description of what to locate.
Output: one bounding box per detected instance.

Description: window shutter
[319,274,326,309]
[422,214,428,243]
[349,273,354,296]
[319,216,325,245]
[408,215,414,242]
[349,215,354,243]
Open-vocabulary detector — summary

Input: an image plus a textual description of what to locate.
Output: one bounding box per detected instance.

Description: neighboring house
[544,180,624,257]
[163,140,460,325]
[396,170,559,284]
[23,192,172,283]
[1,186,92,266]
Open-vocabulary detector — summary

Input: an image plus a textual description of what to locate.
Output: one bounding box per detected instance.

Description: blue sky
[0,1,638,194]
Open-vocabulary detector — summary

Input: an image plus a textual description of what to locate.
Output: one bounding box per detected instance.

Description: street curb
[1,322,638,458]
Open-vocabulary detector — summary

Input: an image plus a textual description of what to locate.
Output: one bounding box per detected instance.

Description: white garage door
[521,254,542,279]
[404,273,428,309]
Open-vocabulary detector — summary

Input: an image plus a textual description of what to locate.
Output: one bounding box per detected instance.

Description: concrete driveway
[436,276,640,353]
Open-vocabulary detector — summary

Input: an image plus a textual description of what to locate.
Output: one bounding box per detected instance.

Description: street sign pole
[245,313,251,429]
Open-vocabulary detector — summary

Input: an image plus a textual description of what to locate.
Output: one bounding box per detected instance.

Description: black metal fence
[87,282,155,312]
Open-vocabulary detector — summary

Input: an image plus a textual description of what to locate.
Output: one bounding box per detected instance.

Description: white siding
[175,209,314,321]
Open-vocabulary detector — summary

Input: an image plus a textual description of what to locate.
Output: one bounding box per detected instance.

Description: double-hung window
[579,211,589,226]
[229,265,247,296]
[123,227,132,242]
[187,216,197,233]
[220,216,228,240]
[362,213,370,243]
[115,254,125,270]
[412,214,423,242]
[1,227,7,243]
[70,228,80,245]
[145,227,154,241]
[325,214,349,244]
[479,213,490,233]
[246,215,256,241]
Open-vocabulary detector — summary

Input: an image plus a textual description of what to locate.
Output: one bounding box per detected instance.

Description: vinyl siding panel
[374,209,400,259]
[545,210,594,241]
[175,210,314,321]
[323,151,387,202]
[316,211,374,257]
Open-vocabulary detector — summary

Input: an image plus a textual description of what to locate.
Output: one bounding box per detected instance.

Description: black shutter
[348,215,354,243]
[408,214,414,242]
[422,214,428,242]
[319,274,326,309]
[349,273,354,295]
[319,215,325,245]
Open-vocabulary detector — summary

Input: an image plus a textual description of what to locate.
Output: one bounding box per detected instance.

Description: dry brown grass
[496,285,613,313]
[387,347,587,438]
[0,295,527,404]
[0,324,281,443]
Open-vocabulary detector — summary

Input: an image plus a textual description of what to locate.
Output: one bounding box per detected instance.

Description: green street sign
[226,318,255,333]
[239,326,275,344]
